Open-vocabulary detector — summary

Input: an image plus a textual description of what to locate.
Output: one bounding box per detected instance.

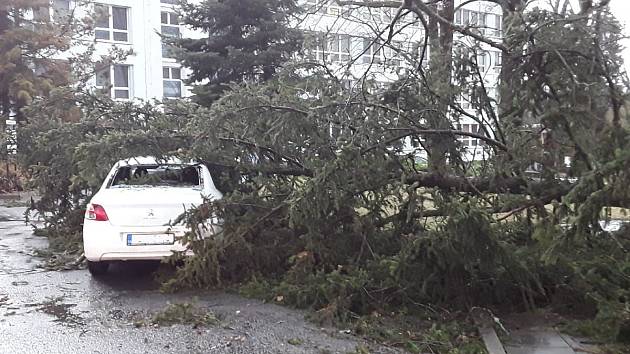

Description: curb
[478,325,508,354]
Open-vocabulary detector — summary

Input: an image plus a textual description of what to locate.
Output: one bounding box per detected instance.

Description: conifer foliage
[15,0,630,347]
[0,0,71,127]
[171,0,303,104]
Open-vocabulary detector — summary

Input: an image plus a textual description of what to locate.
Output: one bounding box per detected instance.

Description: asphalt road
[0,205,394,354]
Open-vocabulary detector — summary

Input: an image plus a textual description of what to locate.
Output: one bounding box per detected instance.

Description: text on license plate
[126,233,175,246]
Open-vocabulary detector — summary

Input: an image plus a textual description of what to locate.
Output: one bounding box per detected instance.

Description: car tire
[87,261,109,276]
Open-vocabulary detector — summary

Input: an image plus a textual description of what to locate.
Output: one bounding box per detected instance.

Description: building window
[33,0,72,23]
[161,12,179,36]
[455,9,488,33]
[361,38,370,64]
[492,51,502,73]
[362,39,403,66]
[96,64,131,99]
[456,94,471,110]
[163,67,182,98]
[307,34,351,64]
[33,4,51,22]
[383,41,403,67]
[305,0,343,16]
[33,0,71,24]
[457,123,481,146]
[323,34,351,63]
[477,51,489,71]
[358,7,381,22]
[304,33,406,67]
[95,4,129,42]
[53,0,70,21]
[490,14,502,36]
[161,12,180,58]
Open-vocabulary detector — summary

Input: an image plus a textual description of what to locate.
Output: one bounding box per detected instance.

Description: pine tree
[0,0,72,128]
[172,0,303,104]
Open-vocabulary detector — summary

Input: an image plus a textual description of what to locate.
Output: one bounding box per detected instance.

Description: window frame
[95,64,132,100]
[361,38,404,67]
[492,51,502,73]
[457,123,481,147]
[456,93,471,110]
[161,11,181,59]
[309,34,352,65]
[304,32,408,68]
[94,4,130,43]
[162,66,183,98]
[53,0,71,22]
[32,0,71,23]
[306,0,343,16]
[477,51,489,72]
[491,14,503,37]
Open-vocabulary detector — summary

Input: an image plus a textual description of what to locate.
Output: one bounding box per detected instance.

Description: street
[0,205,386,354]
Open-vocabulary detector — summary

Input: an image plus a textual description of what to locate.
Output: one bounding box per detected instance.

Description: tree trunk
[0,8,10,132]
[425,0,456,174]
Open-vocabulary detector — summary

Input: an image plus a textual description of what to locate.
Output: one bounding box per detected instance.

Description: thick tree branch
[409,0,508,52]
[218,137,305,168]
[235,105,309,116]
[403,172,573,196]
[386,128,508,151]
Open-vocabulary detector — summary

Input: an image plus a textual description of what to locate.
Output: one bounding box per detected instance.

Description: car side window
[111,166,131,185]
[182,166,199,185]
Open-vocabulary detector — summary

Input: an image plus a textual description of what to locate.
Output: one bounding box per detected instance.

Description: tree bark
[0,8,10,131]
[425,0,457,175]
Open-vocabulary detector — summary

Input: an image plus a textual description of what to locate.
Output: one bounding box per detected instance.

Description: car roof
[115,156,198,167]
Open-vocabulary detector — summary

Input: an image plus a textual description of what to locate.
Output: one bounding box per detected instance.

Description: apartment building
[29,0,502,158]
[299,0,503,158]
[31,0,198,101]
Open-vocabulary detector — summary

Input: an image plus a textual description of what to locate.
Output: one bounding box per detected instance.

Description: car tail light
[86,204,109,221]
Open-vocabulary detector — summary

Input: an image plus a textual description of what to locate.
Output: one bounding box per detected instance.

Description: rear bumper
[83,222,196,262]
[98,250,193,261]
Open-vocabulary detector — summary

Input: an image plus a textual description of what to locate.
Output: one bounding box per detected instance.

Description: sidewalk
[479,312,601,354]
[503,327,576,354]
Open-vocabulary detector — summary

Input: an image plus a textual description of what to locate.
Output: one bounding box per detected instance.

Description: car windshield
[110,164,200,188]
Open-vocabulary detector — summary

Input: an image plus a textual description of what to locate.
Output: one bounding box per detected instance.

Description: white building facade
[36,1,502,99]
[87,0,196,100]
[33,0,198,101]
[32,0,503,158]
[298,0,504,159]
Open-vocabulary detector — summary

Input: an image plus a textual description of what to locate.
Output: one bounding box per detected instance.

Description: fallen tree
[14,0,630,350]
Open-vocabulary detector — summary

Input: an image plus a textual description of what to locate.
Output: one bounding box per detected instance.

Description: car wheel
[87,260,109,276]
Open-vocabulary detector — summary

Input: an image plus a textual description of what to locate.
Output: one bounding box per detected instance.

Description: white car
[83,157,223,275]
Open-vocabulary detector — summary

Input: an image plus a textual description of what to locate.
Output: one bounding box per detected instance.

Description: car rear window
[110,165,200,188]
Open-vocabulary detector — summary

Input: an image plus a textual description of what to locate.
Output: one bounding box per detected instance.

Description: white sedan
[82,157,223,275]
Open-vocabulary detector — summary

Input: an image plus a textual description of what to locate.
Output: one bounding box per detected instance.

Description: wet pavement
[500,312,599,354]
[0,205,395,354]
[504,328,575,354]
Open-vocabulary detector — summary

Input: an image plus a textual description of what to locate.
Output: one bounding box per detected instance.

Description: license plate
[126,233,175,246]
